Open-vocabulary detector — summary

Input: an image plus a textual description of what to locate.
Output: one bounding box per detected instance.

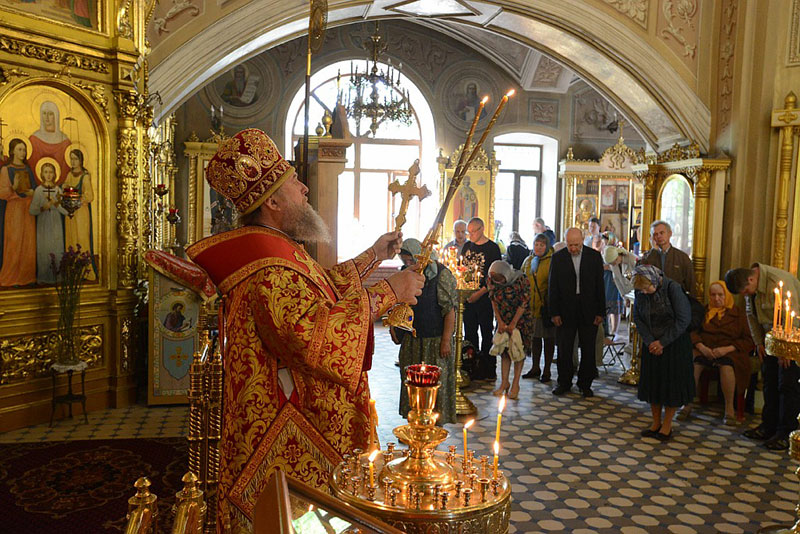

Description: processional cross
[388,159,431,232]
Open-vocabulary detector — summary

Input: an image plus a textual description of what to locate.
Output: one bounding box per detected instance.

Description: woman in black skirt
[632,264,694,442]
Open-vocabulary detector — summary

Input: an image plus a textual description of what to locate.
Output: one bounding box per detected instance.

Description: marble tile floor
[1,324,796,533]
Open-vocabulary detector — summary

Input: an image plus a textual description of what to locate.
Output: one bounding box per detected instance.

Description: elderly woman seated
[677,280,755,425]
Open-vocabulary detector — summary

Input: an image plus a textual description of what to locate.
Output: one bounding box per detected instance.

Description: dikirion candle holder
[330,364,511,533]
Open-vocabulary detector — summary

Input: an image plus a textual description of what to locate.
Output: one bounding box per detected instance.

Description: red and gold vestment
[187,226,396,532]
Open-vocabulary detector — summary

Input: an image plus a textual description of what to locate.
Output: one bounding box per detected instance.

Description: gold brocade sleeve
[330,247,381,285]
[250,266,372,393]
[367,279,397,318]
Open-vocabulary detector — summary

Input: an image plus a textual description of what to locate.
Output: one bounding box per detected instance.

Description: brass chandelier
[347,23,413,137]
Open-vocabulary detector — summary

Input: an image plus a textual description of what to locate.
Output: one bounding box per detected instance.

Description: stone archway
[148,0,711,152]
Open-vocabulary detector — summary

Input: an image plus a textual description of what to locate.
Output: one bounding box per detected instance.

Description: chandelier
[346,23,413,137]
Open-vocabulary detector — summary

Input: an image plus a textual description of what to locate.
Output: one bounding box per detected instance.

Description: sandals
[493,385,509,397]
[508,385,520,400]
[743,427,772,440]
[764,437,790,451]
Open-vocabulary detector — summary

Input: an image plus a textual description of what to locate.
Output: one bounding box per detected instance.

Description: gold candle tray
[765,331,800,362]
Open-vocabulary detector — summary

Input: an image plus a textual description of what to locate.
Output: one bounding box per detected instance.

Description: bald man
[548,227,606,397]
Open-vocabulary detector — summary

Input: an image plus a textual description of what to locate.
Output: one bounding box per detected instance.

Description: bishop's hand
[372,231,403,262]
[387,268,424,305]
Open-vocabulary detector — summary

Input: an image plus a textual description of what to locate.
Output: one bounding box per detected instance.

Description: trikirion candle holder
[329,365,511,533]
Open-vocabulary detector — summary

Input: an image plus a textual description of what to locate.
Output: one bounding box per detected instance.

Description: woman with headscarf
[488,259,532,399]
[632,264,694,442]
[393,238,457,424]
[520,233,555,382]
[677,281,754,426]
[505,231,530,270]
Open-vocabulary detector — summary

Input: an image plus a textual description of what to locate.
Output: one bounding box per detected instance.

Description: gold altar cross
[388,159,431,231]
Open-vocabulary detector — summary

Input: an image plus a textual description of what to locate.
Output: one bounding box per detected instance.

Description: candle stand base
[759,332,800,534]
[331,378,510,533]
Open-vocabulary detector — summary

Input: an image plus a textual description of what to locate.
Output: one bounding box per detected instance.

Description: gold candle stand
[330,378,510,532]
[455,289,477,418]
[759,331,800,534]
[618,320,640,386]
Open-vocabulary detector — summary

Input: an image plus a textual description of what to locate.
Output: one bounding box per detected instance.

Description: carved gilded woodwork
[0,325,103,385]
[74,81,111,121]
[771,93,800,274]
[0,36,110,74]
[115,90,142,289]
[631,151,730,298]
[0,0,152,428]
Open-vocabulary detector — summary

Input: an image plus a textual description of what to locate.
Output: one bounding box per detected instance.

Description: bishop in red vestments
[186,129,423,533]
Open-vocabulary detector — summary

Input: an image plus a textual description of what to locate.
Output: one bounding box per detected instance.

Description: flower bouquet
[50,246,93,365]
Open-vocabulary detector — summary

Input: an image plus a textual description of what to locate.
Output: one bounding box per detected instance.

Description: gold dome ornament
[383,304,415,335]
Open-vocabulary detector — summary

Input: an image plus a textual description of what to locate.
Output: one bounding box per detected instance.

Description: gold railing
[124,473,206,534]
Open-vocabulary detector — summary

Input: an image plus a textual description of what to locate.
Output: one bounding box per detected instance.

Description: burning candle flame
[505,89,516,98]
[464,419,475,430]
[493,440,499,455]
[368,450,379,463]
[499,395,506,413]
[481,95,489,104]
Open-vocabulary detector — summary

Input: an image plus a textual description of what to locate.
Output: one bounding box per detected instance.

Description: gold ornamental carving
[115,90,141,289]
[74,81,111,121]
[0,36,110,74]
[771,92,796,271]
[600,134,637,170]
[659,0,698,58]
[0,325,103,385]
[0,65,31,86]
[657,142,700,163]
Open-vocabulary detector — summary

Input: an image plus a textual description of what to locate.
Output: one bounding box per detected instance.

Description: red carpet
[0,438,187,534]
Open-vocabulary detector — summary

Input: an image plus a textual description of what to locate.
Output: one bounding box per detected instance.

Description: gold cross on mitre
[388,158,431,231]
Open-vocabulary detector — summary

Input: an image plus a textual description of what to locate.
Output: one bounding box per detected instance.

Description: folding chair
[602,339,627,373]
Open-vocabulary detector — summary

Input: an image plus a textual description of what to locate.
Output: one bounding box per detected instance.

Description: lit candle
[493,440,499,479]
[779,281,785,329]
[774,288,781,331]
[369,398,377,452]
[368,449,378,488]
[463,419,474,460]
[786,299,792,333]
[792,311,797,335]
[460,90,515,174]
[495,395,506,446]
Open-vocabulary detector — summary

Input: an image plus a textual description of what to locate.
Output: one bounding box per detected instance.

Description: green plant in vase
[50,246,93,366]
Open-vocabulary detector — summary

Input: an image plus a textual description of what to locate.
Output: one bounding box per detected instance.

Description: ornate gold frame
[0,0,159,430]
[771,92,800,275]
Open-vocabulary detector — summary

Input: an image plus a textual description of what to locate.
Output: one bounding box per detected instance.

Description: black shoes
[655,430,673,442]
[641,426,660,438]
[552,384,571,395]
[581,388,594,398]
[539,374,552,383]
[743,427,772,440]
[522,368,540,380]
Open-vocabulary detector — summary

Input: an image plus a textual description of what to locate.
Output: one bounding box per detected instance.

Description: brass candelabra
[759,330,800,534]
[330,366,510,533]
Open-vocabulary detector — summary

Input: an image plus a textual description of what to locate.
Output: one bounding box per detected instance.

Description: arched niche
[633,148,731,299]
[656,174,695,256]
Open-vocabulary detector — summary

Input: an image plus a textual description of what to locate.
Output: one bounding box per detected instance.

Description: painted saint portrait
[0,86,100,288]
[453,176,478,222]
[2,0,97,30]
[220,64,261,107]
[163,301,190,332]
[454,82,486,123]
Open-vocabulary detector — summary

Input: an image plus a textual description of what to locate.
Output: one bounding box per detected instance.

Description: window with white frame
[285,61,437,262]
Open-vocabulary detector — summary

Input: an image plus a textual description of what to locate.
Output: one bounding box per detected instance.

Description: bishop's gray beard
[282,201,331,244]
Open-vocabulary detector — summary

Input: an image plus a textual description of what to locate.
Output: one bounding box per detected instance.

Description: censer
[330,364,511,532]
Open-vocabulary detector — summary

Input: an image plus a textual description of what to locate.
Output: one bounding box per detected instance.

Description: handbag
[531,268,554,328]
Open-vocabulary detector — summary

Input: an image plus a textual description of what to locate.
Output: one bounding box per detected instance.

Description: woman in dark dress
[678,280,754,425]
[633,265,694,442]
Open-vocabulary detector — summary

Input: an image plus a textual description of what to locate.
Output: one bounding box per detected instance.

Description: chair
[602,339,627,373]
[697,367,746,421]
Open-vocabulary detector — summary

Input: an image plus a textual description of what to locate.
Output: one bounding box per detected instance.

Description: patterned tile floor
[2,323,798,533]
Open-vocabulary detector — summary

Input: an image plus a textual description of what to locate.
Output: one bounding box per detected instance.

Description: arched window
[492,132,559,246]
[285,61,436,262]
